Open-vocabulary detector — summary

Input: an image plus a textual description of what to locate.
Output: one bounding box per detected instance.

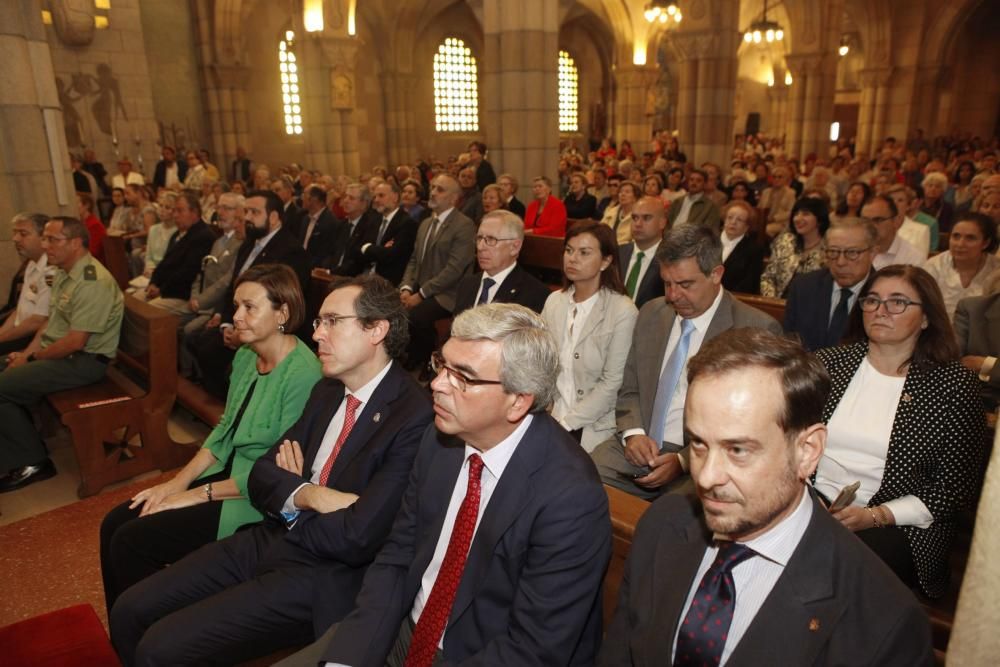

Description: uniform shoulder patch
[83,264,97,281]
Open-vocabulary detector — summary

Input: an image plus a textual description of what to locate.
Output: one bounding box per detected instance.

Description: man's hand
[205,313,222,329]
[401,292,423,309]
[145,284,161,300]
[624,434,660,468]
[222,326,240,350]
[188,297,201,313]
[276,439,304,476]
[293,484,359,515]
[5,351,29,370]
[634,452,682,490]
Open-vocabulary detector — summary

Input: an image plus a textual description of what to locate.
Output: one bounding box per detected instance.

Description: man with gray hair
[0,213,51,355]
[591,224,782,500]
[312,303,611,666]
[325,182,380,275]
[452,209,551,316]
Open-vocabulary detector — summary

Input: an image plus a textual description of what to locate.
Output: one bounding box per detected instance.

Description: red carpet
[0,473,173,631]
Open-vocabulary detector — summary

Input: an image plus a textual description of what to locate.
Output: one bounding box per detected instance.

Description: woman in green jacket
[100,263,321,612]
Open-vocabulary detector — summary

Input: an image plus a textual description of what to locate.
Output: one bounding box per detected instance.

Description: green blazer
[199,339,322,538]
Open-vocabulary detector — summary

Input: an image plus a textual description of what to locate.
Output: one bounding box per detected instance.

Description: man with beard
[599,329,933,667]
[186,190,308,397]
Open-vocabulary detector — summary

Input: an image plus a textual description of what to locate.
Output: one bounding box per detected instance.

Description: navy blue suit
[321,415,611,666]
[783,268,869,351]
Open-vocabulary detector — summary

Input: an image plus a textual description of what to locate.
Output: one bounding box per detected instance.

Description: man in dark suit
[498,173,526,219]
[324,182,380,276]
[300,184,343,268]
[592,225,782,499]
[272,176,301,237]
[453,210,551,316]
[599,329,933,666]
[151,146,187,191]
[458,165,484,224]
[185,190,309,397]
[784,219,876,351]
[619,196,667,309]
[359,182,417,286]
[110,276,433,665]
[956,291,1000,406]
[666,169,722,235]
[400,174,476,371]
[231,146,252,184]
[468,140,496,191]
[144,190,216,325]
[295,303,610,666]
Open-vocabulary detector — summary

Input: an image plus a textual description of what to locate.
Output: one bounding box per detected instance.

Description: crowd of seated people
[1,129,997,665]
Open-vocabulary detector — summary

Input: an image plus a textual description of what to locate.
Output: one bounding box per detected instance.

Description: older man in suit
[666,169,721,235]
[111,275,433,666]
[300,185,343,268]
[783,218,876,351]
[400,174,476,371]
[284,303,610,667]
[452,210,550,316]
[325,182,381,276]
[591,225,782,500]
[956,285,1000,406]
[619,196,667,309]
[599,329,933,666]
[359,181,418,286]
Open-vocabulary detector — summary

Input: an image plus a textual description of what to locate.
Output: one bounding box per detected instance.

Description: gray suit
[955,293,1000,399]
[189,232,243,315]
[666,196,721,235]
[591,290,782,498]
[401,209,475,313]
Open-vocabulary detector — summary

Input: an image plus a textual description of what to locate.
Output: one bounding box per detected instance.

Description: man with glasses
[783,219,877,351]
[308,303,610,666]
[863,195,927,270]
[452,210,550,316]
[0,217,123,492]
[618,196,667,308]
[110,275,433,665]
[596,173,622,219]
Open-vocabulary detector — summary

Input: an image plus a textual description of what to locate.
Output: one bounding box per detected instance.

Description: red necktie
[317,395,361,486]
[405,454,485,667]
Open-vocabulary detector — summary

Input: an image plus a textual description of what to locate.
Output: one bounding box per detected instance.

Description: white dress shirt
[672,487,813,665]
[720,233,744,263]
[475,262,516,305]
[898,218,932,254]
[14,255,51,326]
[622,287,724,448]
[623,240,660,302]
[814,358,934,528]
[410,414,535,646]
[874,234,928,270]
[674,193,703,226]
[163,162,180,188]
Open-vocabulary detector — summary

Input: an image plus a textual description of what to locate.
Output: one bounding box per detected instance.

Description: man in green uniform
[0,216,124,492]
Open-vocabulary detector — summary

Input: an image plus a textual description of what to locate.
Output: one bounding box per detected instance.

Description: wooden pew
[603,485,651,625]
[46,295,197,497]
[102,234,131,290]
[519,234,564,288]
[733,292,786,324]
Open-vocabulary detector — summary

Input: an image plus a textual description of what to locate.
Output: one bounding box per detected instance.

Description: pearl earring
[278,323,286,333]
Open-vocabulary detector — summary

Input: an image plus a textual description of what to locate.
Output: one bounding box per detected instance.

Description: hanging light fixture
[743,0,784,44]
[644,1,682,25]
[838,35,850,57]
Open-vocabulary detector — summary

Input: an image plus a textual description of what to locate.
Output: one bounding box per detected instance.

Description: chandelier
[743,0,784,44]
[644,1,682,24]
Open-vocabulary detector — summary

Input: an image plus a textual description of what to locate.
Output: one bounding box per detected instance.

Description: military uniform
[0,253,124,471]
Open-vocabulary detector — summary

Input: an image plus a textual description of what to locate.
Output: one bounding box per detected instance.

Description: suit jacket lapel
[495,266,524,303]
[704,290,735,340]
[326,366,402,484]
[575,288,609,343]
[411,440,466,589]
[301,382,347,473]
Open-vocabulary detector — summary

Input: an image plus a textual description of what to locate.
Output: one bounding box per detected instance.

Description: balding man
[619,196,667,308]
[359,181,418,285]
[452,210,551,316]
[400,175,476,372]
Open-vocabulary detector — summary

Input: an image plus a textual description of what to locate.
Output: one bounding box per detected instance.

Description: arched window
[433,37,479,133]
[558,50,579,133]
[279,30,302,135]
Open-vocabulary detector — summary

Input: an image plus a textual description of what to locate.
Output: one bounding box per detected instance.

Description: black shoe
[0,458,57,493]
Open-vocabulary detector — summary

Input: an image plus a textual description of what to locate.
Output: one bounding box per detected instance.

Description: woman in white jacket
[543,220,638,451]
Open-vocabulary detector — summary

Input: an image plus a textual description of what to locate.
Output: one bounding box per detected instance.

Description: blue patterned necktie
[477,277,496,305]
[649,318,696,446]
[674,542,756,666]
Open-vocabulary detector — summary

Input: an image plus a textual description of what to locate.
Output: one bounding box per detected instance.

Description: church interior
[1,0,1000,664]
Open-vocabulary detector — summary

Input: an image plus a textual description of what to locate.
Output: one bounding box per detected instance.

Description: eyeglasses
[824,247,871,261]
[475,235,517,247]
[41,235,68,244]
[430,352,503,392]
[312,314,358,330]
[858,295,923,314]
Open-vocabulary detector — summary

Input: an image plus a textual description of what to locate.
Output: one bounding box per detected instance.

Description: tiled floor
[0,408,212,527]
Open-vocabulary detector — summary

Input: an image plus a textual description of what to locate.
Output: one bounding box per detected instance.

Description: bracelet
[867,506,882,529]
[205,482,213,502]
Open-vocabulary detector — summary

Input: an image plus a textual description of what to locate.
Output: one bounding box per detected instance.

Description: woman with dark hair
[922,211,1000,319]
[618,139,636,161]
[814,265,986,599]
[542,221,637,451]
[760,197,830,297]
[662,167,687,204]
[99,263,322,613]
[727,180,757,208]
[947,160,977,211]
[400,178,426,222]
[835,181,872,219]
[563,172,598,220]
[600,181,640,245]
[642,173,664,199]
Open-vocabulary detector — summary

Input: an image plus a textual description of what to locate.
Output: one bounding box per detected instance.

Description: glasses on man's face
[858,295,923,314]
[429,352,503,392]
[824,247,871,261]
[475,235,517,247]
[41,235,68,244]
[312,314,358,331]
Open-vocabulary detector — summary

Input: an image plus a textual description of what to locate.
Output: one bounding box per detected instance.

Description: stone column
[381,70,418,166]
[910,66,942,136]
[301,35,361,177]
[784,53,837,159]
[767,85,788,136]
[613,64,658,149]
[482,0,559,201]
[0,1,74,286]
[206,65,251,170]
[855,67,893,156]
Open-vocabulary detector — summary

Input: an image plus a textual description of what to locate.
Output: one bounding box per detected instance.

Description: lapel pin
[373,412,381,423]
[510,289,517,294]
[902,392,912,403]
[808,618,820,631]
